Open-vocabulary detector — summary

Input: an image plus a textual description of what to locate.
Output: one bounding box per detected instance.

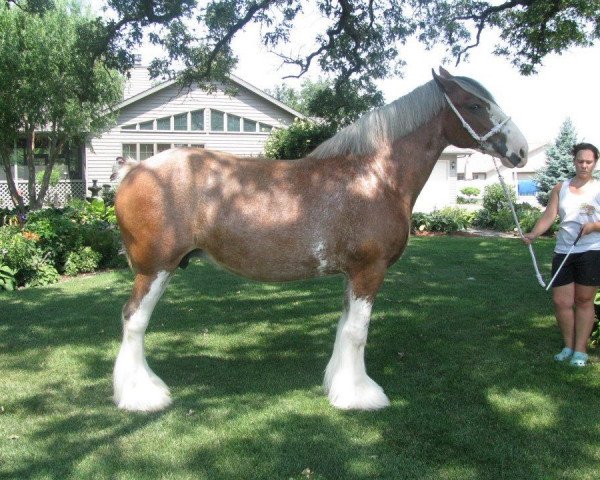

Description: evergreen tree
[535,119,578,207]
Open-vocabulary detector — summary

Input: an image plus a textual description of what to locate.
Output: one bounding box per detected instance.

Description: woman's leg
[552,283,576,349]
[573,283,598,353]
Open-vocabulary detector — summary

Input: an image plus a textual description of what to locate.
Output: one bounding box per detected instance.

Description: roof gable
[117,72,306,120]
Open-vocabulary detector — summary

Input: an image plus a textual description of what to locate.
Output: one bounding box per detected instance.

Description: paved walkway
[461,228,518,238]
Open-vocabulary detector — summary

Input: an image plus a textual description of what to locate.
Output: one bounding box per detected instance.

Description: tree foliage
[269,78,384,129]
[0,1,123,210]
[264,119,336,160]
[27,0,597,91]
[534,118,579,207]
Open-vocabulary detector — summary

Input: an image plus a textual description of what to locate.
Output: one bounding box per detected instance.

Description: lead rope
[491,157,547,288]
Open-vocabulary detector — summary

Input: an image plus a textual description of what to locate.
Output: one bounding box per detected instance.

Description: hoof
[114,369,172,412]
[325,374,390,411]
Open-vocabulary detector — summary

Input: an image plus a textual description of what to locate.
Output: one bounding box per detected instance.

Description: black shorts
[551,250,600,287]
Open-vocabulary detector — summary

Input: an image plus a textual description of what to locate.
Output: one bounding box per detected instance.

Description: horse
[112,67,528,412]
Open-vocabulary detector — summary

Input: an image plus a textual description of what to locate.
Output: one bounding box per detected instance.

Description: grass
[1,236,600,480]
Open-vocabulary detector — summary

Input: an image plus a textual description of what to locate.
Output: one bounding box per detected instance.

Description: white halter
[443,93,511,144]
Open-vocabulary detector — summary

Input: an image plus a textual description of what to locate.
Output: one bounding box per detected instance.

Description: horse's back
[114,147,311,275]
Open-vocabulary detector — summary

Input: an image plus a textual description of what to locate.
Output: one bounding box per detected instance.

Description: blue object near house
[518,180,538,196]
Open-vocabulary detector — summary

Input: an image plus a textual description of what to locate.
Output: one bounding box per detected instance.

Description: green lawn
[1,236,599,480]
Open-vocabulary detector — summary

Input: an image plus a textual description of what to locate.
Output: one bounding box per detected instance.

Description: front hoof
[114,372,172,412]
[326,375,390,411]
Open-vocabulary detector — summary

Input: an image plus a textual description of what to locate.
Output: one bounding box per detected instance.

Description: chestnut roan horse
[113,68,528,412]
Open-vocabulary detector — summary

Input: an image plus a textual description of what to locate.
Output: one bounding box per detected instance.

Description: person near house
[523,142,600,366]
[110,156,126,181]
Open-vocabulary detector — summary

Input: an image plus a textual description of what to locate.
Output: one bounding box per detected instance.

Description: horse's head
[432,67,528,168]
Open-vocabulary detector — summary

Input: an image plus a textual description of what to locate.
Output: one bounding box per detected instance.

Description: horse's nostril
[519,148,526,158]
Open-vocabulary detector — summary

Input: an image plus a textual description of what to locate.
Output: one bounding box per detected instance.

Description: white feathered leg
[324,285,390,410]
[114,271,173,412]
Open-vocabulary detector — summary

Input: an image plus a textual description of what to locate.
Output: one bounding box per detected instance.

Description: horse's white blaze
[488,103,528,168]
[501,117,528,167]
[114,271,172,412]
[324,291,390,410]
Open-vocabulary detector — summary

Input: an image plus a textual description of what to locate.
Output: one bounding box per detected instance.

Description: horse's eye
[468,104,482,111]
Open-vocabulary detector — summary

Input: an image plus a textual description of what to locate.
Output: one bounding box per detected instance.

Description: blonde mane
[308,80,446,159]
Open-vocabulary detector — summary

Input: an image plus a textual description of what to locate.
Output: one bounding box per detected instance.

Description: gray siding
[86,81,298,184]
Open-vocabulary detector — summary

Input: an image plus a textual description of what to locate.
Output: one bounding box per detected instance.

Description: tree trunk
[0,144,25,211]
[24,125,40,209]
[37,131,62,206]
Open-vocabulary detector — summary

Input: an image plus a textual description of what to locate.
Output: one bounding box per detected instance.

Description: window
[139,120,153,130]
[174,113,187,131]
[139,144,154,160]
[122,144,136,160]
[457,173,465,181]
[259,123,273,133]
[191,110,204,130]
[157,143,171,153]
[122,124,136,130]
[472,173,487,180]
[156,117,171,130]
[8,138,83,180]
[211,110,224,131]
[174,143,187,147]
[58,142,83,180]
[227,114,241,132]
[243,119,257,132]
[190,144,204,148]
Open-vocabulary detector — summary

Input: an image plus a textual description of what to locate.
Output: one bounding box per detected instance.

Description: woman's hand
[581,222,600,236]
[522,233,536,245]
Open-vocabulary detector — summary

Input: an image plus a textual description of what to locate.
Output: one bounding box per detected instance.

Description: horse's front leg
[113,271,173,412]
[324,266,390,410]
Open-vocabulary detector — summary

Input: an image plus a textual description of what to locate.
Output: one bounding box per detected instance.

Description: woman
[523,142,600,366]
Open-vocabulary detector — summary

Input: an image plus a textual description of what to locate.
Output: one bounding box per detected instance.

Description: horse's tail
[111,157,140,186]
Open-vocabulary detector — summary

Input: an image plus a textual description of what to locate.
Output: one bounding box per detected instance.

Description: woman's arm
[522,183,561,245]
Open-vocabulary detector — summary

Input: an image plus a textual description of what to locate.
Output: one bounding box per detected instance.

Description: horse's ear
[439,66,452,78]
[432,67,456,93]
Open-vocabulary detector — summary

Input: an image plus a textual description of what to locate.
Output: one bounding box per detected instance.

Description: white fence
[0,180,86,208]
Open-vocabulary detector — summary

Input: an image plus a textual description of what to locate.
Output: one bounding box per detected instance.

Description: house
[0,61,304,208]
[456,142,550,206]
[85,63,305,185]
[413,147,460,212]
[0,60,461,211]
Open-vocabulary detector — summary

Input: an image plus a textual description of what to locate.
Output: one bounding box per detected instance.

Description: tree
[534,118,578,207]
[54,0,600,92]
[264,119,336,160]
[268,78,384,129]
[0,1,123,210]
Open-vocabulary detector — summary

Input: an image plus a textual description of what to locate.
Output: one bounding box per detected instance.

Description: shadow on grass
[2,237,600,479]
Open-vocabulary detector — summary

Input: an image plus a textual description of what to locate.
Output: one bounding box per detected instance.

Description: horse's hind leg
[114,271,172,412]
[324,268,390,410]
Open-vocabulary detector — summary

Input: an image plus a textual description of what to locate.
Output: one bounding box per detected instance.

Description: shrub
[0,264,17,291]
[26,208,81,267]
[102,186,117,207]
[0,198,125,289]
[0,226,45,286]
[460,186,480,197]
[482,183,517,216]
[64,246,102,276]
[26,255,61,287]
[412,207,474,234]
[472,183,534,232]
[457,186,481,204]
